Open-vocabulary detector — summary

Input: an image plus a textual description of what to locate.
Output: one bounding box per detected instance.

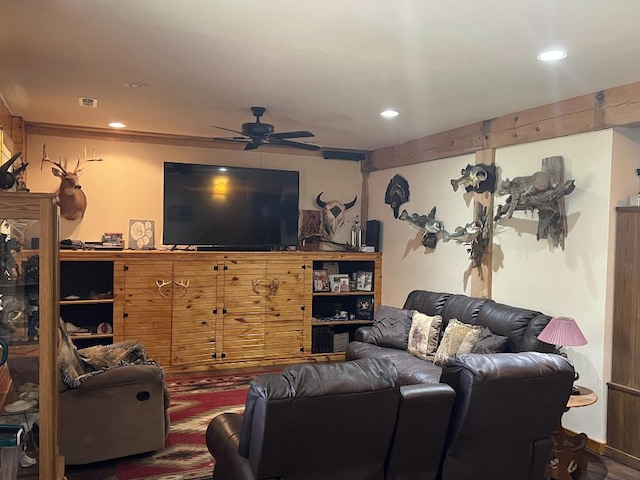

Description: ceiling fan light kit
[212,106,321,152]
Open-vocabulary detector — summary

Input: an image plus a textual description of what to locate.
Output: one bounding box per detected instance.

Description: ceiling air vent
[78,97,98,108]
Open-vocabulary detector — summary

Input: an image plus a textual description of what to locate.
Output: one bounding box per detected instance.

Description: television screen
[163,162,299,249]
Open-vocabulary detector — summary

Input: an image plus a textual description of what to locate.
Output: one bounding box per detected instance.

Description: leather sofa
[206,354,574,480]
[346,290,556,384]
[206,358,456,480]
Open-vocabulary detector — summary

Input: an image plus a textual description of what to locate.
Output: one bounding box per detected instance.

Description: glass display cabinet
[0,192,62,479]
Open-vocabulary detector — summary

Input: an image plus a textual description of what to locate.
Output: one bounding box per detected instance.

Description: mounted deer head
[40,143,103,220]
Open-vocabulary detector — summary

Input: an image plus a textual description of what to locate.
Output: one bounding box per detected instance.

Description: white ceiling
[2,0,640,152]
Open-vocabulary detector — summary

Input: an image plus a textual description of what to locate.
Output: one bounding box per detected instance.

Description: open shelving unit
[59,259,115,346]
[310,254,381,355]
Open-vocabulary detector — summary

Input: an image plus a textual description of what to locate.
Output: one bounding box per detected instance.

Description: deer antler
[40,143,67,173]
[75,146,103,172]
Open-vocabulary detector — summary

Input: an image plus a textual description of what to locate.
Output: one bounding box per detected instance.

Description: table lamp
[537,316,587,395]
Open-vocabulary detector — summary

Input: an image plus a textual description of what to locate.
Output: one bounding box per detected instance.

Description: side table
[545,385,598,480]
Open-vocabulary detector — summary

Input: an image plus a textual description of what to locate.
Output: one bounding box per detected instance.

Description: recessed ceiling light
[123,82,149,88]
[108,122,126,129]
[381,110,399,118]
[537,50,567,61]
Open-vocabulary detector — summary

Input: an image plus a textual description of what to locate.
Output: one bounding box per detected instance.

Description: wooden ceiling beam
[24,122,323,158]
[365,80,640,173]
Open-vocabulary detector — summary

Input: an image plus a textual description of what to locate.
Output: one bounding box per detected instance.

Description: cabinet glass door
[0,192,61,479]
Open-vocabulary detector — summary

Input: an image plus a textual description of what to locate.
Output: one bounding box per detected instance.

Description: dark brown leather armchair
[206,358,455,480]
[438,352,574,480]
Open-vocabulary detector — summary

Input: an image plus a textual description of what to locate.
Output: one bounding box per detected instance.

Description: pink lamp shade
[537,316,588,347]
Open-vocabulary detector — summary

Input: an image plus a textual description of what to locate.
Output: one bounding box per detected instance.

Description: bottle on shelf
[350,216,362,249]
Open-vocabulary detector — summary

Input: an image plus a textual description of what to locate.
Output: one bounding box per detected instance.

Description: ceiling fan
[212,106,321,151]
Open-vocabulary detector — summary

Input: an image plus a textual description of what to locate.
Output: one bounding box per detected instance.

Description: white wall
[25,135,362,246]
[367,129,634,443]
[493,130,614,442]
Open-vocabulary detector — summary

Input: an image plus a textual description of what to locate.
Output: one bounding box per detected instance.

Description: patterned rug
[115,370,277,480]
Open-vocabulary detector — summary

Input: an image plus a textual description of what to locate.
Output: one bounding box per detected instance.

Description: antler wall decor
[40,143,103,220]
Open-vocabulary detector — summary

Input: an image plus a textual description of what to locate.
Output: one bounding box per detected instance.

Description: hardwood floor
[59,450,640,480]
[577,451,639,480]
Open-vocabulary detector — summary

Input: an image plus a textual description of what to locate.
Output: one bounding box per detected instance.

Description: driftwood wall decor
[494,156,575,249]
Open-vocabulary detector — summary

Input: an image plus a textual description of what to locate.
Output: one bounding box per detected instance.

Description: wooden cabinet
[607,207,640,469]
[171,260,219,366]
[61,250,381,372]
[120,260,174,366]
[0,192,63,479]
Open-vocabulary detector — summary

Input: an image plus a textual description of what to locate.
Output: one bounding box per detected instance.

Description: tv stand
[196,245,274,252]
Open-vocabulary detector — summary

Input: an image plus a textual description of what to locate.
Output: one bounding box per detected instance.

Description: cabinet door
[220,260,266,361]
[263,259,306,358]
[171,260,219,365]
[123,261,173,366]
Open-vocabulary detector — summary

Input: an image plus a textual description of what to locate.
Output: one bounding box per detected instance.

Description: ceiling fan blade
[268,131,315,140]
[211,125,245,136]
[213,136,250,142]
[244,141,261,151]
[269,139,321,151]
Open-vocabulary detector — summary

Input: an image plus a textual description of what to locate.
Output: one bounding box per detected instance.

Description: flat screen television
[163,162,299,249]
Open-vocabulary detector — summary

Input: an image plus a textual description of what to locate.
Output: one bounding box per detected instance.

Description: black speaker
[365,220,381,252]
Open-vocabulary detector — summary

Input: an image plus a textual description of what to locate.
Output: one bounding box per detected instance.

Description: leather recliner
[206,358,456,480]
[438,352,574,480]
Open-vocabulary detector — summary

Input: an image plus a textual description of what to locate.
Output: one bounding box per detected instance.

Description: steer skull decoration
[40,143,103,221]
[315,192,358,238]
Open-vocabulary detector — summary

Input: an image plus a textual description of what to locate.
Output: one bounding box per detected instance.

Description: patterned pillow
[407,312,442,361]
[471,327,509,354]
[369,306,415,349]
[434,319,484,366]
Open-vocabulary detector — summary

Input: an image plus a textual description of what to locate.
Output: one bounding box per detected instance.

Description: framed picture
[356,271,373,291]
[356,296,374,320]
[313,269,330,292]
[329,274,350,292]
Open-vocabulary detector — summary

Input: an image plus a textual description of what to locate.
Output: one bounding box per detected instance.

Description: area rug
[115,370,278,480]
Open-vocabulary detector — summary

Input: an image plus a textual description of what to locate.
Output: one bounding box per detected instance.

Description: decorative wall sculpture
[494,156,575,249]
[315,192,358,239]
[398,206,444,249]
[385,174,410,218]
[450,163,497,193]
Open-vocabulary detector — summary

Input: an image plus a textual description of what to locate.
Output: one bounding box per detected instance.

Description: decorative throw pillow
[434,319,484,366]
[369,305,415,349]
[471,327,509,354]
[407,312,442,361]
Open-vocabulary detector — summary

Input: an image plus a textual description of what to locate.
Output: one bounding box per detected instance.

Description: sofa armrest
[206,413,255,480]
[355,326,373,343]
[72,364,164,390]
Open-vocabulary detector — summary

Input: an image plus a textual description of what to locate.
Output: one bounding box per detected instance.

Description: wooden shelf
[60,298,114,305]
[313,291,374,297]
[70,334,113,340]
